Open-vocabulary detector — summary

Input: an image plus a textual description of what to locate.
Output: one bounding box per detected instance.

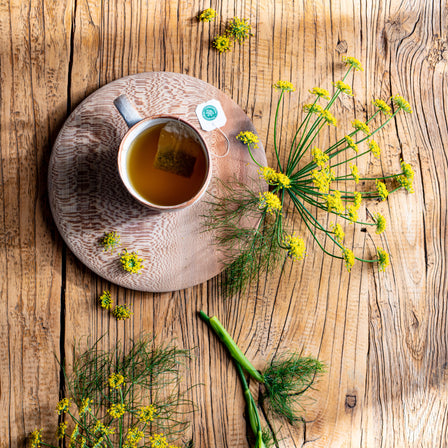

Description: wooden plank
[0,0,73,446]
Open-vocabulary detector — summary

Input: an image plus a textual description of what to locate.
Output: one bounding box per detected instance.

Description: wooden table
[1,1,446,447]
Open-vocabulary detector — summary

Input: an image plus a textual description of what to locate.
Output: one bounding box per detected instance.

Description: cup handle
[113,94,143,128]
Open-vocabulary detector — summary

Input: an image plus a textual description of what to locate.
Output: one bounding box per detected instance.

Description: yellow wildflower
[391,95,412,113]
[29,429,42,448]
[377,248,390,271]
[350,163,360,183]
[273,80,295,92]
[56,397,71,415]
[373,99,392,115]
[120,249,144,274]
[374,213,386,234]
[347,205,358,223]
[259,166,277,184]
[237,131,259,148]
[311,166,335,194]
[397,175,414,193]
[124,426,145,448]
[333,80,353,96]
[368,139,381,158]
[283,234,306,261]
[320,109,337,126]
[325,190,345,214]
[345,135,358,153]
[69,424,79,448]
[258,192,282,215]
[330,223,345,242]
[312,147,329,167]
[112,304,133,320]
[343,248,355,272]
[401,160,414,180]
[376,180,389,201]
[276,172,291,189]
[98,290,113,309]
[213,35,231,53]
[149,433,169,448]
[309,87,330,100]
[138,404,158,422]
[303,103,323,114]
[226,17,252,43]
[94,422,115,436]
[108,372,125,389]
[353,192,362,209]
[198,8,217,22]
[92,437,104,448]
[342,56,363,71]
[108,403,126,419]
[352,119,371,135]
[56,422,67,439]
[79,397,91,416]
[101,231,121,252]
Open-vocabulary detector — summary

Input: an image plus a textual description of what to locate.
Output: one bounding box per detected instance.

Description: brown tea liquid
[126,123,207,206]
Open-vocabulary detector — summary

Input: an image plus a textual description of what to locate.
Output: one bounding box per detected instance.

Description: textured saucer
[48,72,267,292]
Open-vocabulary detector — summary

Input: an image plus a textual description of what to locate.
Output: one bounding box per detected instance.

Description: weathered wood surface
[1,0,447,447]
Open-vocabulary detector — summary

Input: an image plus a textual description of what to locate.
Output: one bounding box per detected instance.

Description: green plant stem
[273,91,284,172]
[119,388,124,447]
[246,144,264,168]
[199,311,264,383]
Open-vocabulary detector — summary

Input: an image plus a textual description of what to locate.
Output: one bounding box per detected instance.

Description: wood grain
[1,0,448,447]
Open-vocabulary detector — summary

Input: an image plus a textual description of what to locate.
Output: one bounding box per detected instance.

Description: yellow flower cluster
[98,290,113,309]
[374,213,386,234]
[303,103,323,114]
[198,8,217,22]
[321,109,337,126]
[309,87,330,100]
[345,135,358,153]
[343,56,363,71]
[56,422,67,439]
[213,35,231,53]
[112,304,134,320]
[124,427,145,448]
[352,119,371,135]
[283,234,306,261]
[330,223,345,242]
[376,180,389,201]
[353,192,362,208]
[150,433,168,448]
[333,80,353,96]
[56,397,71,415]
[138,404,158,422]
[108,372,125,389]
[120,249,144,274]
[273,80,296,92]
[377,248,390,271]
[107,403,126,419]
[368,139,381,158]
[29,429,42,448]
[237,131,259,148]
[311,147,329,167]
[312,166,335,194]
[343,248,355,272]
[391,95,413,113]
[397,160,415,193]
[350,163,360,183]
[325,191,344,214]
[258,192,282,215]
[94,421,116,436]
[259,166,291,188]
[79,397,91,416]
[100,231,121,252]
[227,17,252,43]
[373,99,392,115]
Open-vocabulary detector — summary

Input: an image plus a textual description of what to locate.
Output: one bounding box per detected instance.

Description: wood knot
[345,394,357,409]
[335,40,348,54]
[427,35,448,69]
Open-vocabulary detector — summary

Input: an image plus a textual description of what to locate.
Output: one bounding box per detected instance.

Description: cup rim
[117,115,212,212]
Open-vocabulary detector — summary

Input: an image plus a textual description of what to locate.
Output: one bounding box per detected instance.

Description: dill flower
[377,248,390,271]
[108,372,125,389]
[100,231,121,252]
[333,80,353,96]
[138,404,158,422]
[368,139,381,158]
[258,191,282,215]
[309,87,330,100]
[259,166,277,183]
[353,192,362,209]
[226,17,252,43]
[376,180,389,201]
[92,437,104,448]
[311,166,335,193]
[94,422,115,436]
[391,94,412,113]
[401,160,414,180]
[107,403,126,419]
[276,172,291,188]
[374,213,386,234]
[69,424,79,447]
[352,119,371,135]
[347,205,358,223]
[98,290,113,309]
[237,131,259,148]
[303,103,323,114]
[325,190,345,214]
[397,175,414,193]
[79,397,91,416]
[350,163,360,183]
[343,248,355,272]
[198,8,217,22]
[283,234,306,261]
[330,223,345,242]
[112,304,134,320]
[373,99,392,115]
[311,146,329,167]
[149,433,169,448]
[124,427,145,448]
[56,422,67,439]
[56,397,71,415]
[273,80,295,92]
[29,429,42,448]
[342,56,363,71]
[213,35,231,53]
[345,135,358,153]
[320,109,337,126]
[120,249,144,274]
